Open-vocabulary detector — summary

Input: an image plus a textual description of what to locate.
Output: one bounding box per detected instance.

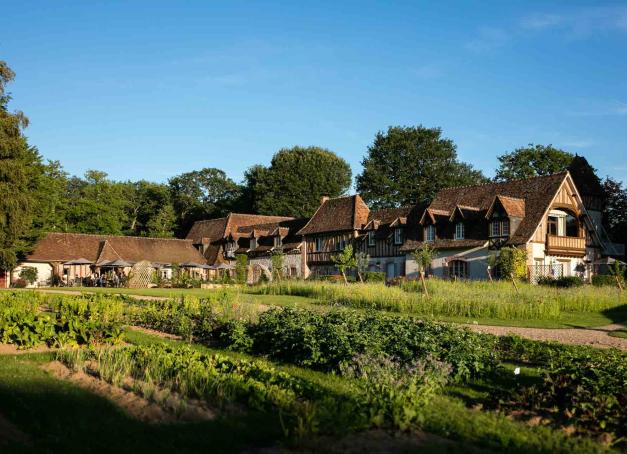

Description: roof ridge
[439,171,568,192]
[46,232,194,242]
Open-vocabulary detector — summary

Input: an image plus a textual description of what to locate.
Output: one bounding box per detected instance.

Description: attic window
[454,222,465,240]
[490,220,509,237]
[368,231,375,247]
[424,225,436,242]
[394,228,403,245]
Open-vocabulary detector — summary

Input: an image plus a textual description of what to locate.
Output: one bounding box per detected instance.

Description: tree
[32,160,70,233]
[123,181,175,237]
[355,251,370,282]
[169,168,242,236]
[356,126,486,208]
[332,244,357,284]
[64,170,129,235]
[0,61,46,272]
[271,250,285,281]
[246,146,352,218]
[603,177,627,249]
[235,254,248,284]
[494,144,574,181]
[411,244,437,297]
[498,246,527,291]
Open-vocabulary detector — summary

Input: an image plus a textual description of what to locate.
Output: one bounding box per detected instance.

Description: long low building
[7,232,207,287]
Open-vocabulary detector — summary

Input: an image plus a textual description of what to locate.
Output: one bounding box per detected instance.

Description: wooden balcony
[546,234,586,257]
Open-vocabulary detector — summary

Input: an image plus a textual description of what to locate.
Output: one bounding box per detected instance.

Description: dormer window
[424,225,436,242]
[454,222,465,240]
[250,237,257,250]
[489,219,509,237]
[368,231,375,247]
[274,235,282,248]
[394,228,403,245]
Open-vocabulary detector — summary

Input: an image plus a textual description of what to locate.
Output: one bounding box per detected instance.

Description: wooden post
[420,270,429,298]
[510,272,519,292]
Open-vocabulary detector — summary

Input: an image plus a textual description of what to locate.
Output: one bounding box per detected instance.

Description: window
[565,213,578,237]
[250,237,257,249]
[448,260,468,279]
[490,220,509,237]
[337,237,346,251]
[290,266,297,277]
[274,235,282,248]
[368,231,376,247]
[454,222,465,240]
[394,228,403,245]
[424,225,436,242]
[315,237,323,252]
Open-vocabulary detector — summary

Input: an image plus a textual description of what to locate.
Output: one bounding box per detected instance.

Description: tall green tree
[356,126,486,208]
[0,61,45,271]
[169,167,242,236]
[246,146,352,217]
[602,177,627,248]
[32,160,70,233]
[123,180,175,237]
[494,144,574,181]
[64,170,129,235]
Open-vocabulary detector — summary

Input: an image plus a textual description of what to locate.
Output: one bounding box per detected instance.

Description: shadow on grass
[0,355,282,454]
[561,304,627,330]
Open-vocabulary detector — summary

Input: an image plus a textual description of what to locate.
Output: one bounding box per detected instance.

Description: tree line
[1,60,626,272]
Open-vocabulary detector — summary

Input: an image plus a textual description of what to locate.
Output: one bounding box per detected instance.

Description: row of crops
[1,291,625,451]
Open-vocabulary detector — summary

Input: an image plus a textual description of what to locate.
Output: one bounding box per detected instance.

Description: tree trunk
[510,272,519,292]
[358,271,364,283]
[616,274,624,292]
[341,270,348,285]
[487,267,493,282]
[420,270,429,298]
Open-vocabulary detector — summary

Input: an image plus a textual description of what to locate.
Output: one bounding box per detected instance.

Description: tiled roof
[426,172,568,245]
[493,195,526,218]
[26,233,206,265]
[367,207,413,225]
[297,195,370,235]
[185,213,294,264]
[401,239,486,252]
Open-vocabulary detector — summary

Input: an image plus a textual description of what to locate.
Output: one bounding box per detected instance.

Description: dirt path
[42,361,215,423]
[0,344,57,355]
[465,321,627,350]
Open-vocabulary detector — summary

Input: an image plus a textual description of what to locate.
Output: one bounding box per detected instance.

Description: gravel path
[465,321,627,351]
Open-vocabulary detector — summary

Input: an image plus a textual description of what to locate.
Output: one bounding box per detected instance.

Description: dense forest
[2,60,626,271]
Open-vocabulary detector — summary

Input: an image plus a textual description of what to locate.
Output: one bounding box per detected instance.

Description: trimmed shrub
[537,276,584,288]
[363,271,385,282]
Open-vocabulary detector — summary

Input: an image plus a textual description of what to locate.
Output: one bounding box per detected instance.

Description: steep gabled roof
[26,233,206,265]
[297,195,370,235]
[367,206,412,225]
[426,172,568,245]
[485,195,526,219]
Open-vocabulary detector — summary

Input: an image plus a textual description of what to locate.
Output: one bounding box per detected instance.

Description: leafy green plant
[235,254,248,284]
[18,267,38,285]
[331,244,356,284]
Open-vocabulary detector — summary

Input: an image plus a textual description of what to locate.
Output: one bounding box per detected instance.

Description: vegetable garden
[1,289,625,452]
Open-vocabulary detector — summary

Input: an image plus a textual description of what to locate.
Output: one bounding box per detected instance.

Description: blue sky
[2,1,627,185]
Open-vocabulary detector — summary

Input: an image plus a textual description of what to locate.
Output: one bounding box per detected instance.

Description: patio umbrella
[63,258,93,265]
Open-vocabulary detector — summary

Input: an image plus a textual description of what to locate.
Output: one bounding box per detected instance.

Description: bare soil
[0,343,56,355]
[253,429,473,453]
[465,321,627,351]
[128,325,183,340]
[42,361,215,423]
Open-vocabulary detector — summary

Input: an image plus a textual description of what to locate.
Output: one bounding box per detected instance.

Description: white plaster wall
[12,262,53,287]
[406,246,491,280]
[368,256,405,278]
[249,253,303,283]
